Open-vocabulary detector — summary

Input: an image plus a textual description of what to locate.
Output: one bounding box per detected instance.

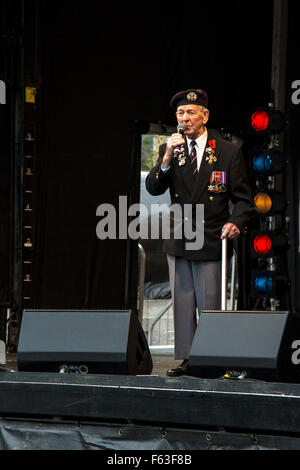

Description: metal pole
[138,243,146,324]
[271,0,288,114]
[221,238,227,311]
[229,252,237,310]
[269,0,289,310]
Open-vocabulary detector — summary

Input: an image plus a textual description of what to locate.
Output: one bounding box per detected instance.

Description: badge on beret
[187,92,198,102]
[208,171,227,193]
[170,89,209,110]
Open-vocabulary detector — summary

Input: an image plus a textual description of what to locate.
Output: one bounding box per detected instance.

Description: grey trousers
[167,254,221,360]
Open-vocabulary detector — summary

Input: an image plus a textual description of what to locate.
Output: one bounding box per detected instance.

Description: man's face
[176,104,209,139]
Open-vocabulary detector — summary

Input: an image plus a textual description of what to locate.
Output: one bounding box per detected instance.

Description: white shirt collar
[186,127,208,147]
[186,128,208,170]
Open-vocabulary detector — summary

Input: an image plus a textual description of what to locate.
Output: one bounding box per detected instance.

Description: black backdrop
[28,0,275,311]
[2,0,276,314]
[286,1,300,312]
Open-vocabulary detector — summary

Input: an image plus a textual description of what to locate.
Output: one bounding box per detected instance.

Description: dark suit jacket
[145,130,253,261]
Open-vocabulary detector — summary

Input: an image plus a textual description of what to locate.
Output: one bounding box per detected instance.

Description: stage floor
[2,353,300,450]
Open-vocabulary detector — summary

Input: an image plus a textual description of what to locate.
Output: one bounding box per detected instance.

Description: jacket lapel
[177,141,195,196]
[191,131,218,203]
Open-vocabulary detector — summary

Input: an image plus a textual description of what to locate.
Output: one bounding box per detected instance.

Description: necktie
[190,140,198,177]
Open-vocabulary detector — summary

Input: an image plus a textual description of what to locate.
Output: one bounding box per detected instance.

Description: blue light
[254,274,273,295]
[253,152,272,175]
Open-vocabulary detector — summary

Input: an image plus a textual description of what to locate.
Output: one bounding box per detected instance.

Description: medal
[177,145,186,167]
[205,139,217,165]
[206,154,217,165]
[208,171,227,193]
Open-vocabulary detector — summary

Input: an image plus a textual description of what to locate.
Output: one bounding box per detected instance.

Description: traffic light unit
[245,105,290,310]
[250,231,289,258]
[249,108,286,136]
[253,191,287,216]
[252,270,290,298]
[249,148,286,177]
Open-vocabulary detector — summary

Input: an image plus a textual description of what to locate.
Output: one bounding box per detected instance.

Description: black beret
[170,88,209,110]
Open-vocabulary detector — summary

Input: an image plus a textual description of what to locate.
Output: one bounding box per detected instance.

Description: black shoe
[167,360,191,377]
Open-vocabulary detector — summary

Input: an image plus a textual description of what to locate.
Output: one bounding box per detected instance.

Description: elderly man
[146,88,253,376]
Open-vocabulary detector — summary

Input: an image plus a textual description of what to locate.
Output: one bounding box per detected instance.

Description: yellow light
[254,192,272,214]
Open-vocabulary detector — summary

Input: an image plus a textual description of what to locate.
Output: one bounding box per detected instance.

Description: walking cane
[221,237,227,311]
[221,235,247,379]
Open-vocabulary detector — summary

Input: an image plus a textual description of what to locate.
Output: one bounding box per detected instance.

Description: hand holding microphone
[161,123,187,169]
[174,123,187,155]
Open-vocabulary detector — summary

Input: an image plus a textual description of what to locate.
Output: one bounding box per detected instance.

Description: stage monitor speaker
[190,310,300,383]
[17,309,153,375]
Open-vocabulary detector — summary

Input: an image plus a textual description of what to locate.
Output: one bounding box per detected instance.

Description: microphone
[177,122,187,136]
[174,123,187,155]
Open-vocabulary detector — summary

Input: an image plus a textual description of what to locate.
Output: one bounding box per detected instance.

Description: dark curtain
[286,1,300,313]
[18,0,274,310]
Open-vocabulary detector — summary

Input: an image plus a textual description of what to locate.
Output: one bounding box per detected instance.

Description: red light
[251,110,270,132]
[254,234,272,255]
